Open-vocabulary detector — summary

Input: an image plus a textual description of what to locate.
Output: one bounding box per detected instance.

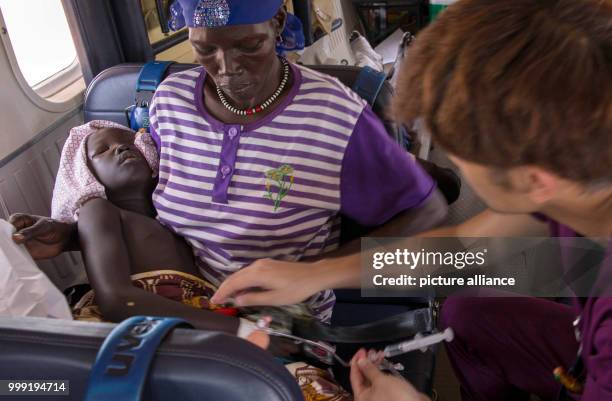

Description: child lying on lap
[54,121,239,333]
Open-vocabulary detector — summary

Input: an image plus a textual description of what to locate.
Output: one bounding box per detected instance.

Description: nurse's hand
[211,258,321,306]
[350,349,430,401]
[9,213,76,259]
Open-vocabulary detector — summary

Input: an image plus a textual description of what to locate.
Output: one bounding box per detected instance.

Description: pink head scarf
[51,120,159,223]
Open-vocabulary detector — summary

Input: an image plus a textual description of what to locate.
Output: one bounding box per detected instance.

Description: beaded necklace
[216,57,290,116]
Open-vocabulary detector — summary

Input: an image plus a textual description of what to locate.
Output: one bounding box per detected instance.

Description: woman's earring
[276,34,284,45]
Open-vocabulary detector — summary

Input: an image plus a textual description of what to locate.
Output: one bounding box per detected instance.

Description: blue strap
[352,66,387,106]
[136,61,173,92]
[85,316,190,401]
[128,61,174,132]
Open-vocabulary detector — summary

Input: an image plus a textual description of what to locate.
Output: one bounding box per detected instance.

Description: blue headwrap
[168,0,283,30]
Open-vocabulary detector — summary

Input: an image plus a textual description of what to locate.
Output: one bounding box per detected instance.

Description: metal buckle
[134,90,155,109]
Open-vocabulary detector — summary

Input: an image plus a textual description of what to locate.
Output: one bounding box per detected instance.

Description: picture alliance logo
[372,273,516,288]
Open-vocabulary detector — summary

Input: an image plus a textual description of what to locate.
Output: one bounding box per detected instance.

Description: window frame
[0,3,84,112]
[33,57,82,98]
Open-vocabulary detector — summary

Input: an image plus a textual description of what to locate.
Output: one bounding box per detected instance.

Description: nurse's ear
[520,166,560,205]
[270,6,288,39]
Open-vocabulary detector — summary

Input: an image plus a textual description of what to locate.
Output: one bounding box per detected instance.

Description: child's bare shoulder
[78,198,119,224]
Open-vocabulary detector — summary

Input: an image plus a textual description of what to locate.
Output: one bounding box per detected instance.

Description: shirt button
[221,165,231,177]
[228,127,238,139]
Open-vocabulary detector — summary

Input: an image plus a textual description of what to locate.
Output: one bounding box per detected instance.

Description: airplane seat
[0,317,303,401]
[83,63,437,394]
[83,63,401,142]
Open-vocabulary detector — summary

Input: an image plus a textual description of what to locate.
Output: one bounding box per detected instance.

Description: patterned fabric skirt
[72,270,351,401]
[72,270,219,320]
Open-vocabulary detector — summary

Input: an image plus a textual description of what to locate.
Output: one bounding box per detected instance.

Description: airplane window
[0,0,78,87]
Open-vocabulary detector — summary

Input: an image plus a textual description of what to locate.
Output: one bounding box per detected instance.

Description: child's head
[51,120,159,223]
[85,127,154,195]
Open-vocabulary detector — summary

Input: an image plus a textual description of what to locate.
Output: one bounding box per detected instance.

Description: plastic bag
[350,31,384,72]
[0,219,72,319]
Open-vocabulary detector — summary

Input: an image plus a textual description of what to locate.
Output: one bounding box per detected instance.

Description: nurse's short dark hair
[393,0,612,184]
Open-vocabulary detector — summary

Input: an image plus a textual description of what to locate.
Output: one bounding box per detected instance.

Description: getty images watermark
[361,237,610,298]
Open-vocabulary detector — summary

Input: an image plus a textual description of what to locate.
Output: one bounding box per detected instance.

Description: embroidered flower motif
[279,164,293,175]
[264,164,294,211]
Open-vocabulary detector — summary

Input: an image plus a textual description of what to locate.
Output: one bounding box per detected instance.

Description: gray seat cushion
[0,317,303,401]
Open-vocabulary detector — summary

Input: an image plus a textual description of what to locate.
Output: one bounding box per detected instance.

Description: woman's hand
[9,213,76,259]
[211,258,323,306]
[350,349,430,401]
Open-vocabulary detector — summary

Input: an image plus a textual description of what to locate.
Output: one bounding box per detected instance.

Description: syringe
[383,328,454,358]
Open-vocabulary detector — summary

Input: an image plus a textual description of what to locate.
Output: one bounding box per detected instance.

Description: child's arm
[77,198,239,334]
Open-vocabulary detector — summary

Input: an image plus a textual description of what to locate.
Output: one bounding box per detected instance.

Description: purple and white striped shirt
[149,63,435,322]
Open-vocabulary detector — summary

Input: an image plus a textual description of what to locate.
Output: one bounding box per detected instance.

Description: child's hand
[9,213,75,259]
[243,316,272,351]
[245,331,270,349]
[245,330,300,357]
[243,316,300,357]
